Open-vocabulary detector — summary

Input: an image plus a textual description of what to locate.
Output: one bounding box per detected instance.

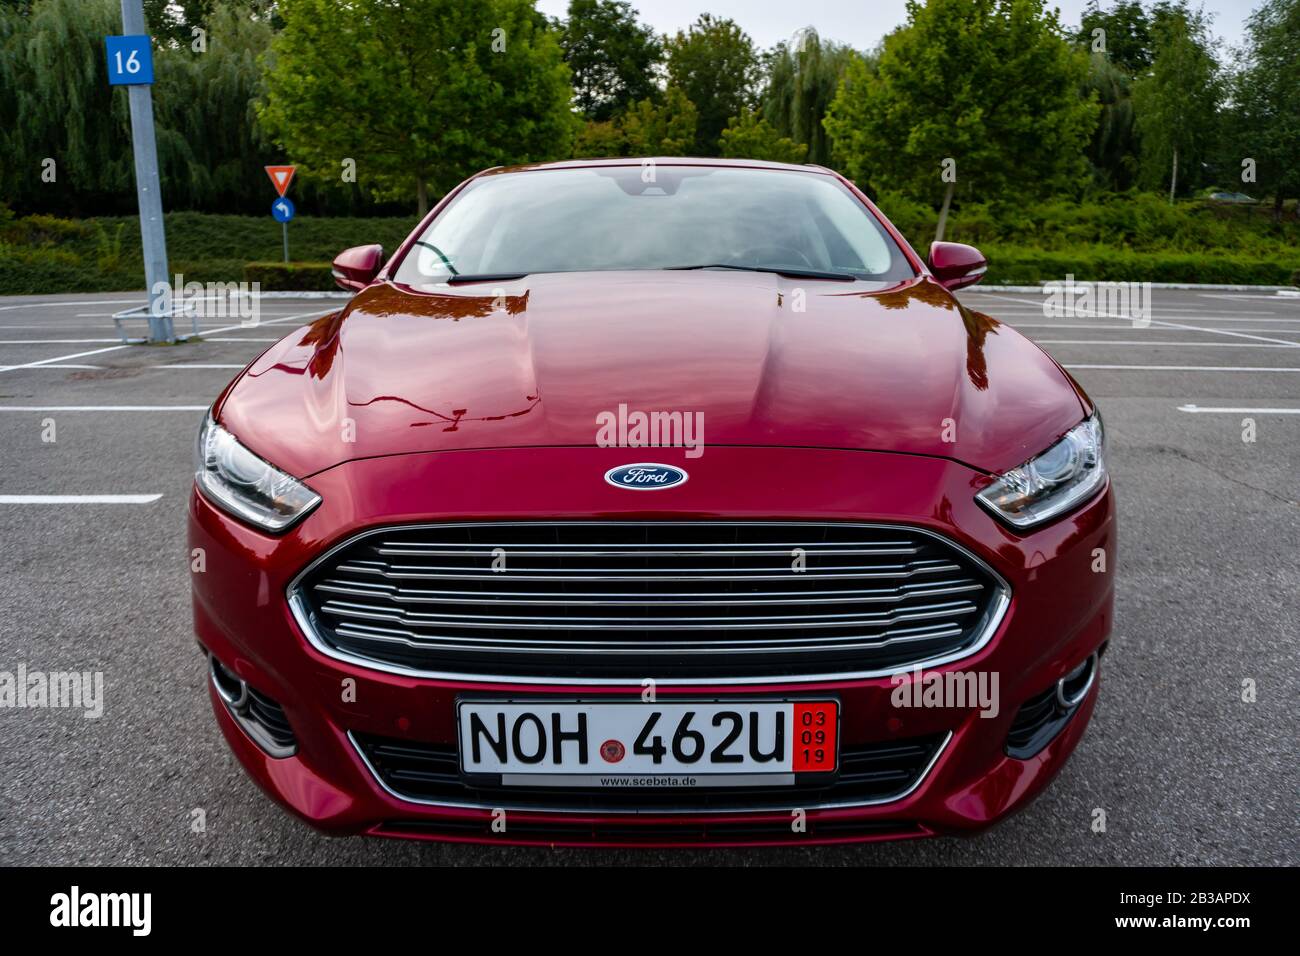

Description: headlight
[976,415,1106,529]
[195,414,320,532]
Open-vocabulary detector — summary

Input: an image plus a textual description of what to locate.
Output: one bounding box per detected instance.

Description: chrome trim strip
[1055,652,1098,710]
[209,664,297,759]
[286,521,1012,686]
[311,578,982,606]
[313,595,980,629]
[346,729,954,815]
[328,619,966,653]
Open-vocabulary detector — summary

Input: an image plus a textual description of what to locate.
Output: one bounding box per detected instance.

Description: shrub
[982,247,1300,286]
[243,261,336,291]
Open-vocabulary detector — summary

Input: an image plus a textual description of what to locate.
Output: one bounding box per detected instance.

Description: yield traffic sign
[264,165,296,197]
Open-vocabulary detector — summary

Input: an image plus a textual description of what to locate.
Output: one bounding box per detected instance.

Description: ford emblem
[604,463,689,490]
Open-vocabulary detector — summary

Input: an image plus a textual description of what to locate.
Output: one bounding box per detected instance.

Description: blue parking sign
[271,197,296,223]
[105,35,154,86]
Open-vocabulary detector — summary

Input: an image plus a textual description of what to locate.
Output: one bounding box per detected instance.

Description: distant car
[191,158,1115,847]
[1207,191,1257,204]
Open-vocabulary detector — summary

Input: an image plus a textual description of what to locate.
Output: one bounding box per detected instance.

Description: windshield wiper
[445,272,529,284]
[666,263,858,281]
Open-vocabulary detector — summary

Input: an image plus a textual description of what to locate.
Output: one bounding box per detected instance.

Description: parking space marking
[0,405,208,411]
[0,345,129,373]
[1178,404,1300,414]
[1146,319,1300,347]
[0,299,145,312]
[1036,339,1299,348]
[157,364,245,369]
[0,338,121,344]
[0,494,162,504]
[1010,323,1300,333]
[1066,364,1300,372]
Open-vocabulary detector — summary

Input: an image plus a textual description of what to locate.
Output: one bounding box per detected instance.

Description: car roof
[478,157,838,178]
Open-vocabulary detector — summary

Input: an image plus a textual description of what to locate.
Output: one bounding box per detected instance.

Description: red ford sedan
[190,158,1114,847]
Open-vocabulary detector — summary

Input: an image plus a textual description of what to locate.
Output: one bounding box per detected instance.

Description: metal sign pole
[283,221,289,263]
[120,0,172,343]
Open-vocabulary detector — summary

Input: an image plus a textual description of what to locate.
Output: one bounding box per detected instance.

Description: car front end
[190,160,1115,847]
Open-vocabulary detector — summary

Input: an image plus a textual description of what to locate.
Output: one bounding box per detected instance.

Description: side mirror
[928,241,987,291]
[331,244,384,292]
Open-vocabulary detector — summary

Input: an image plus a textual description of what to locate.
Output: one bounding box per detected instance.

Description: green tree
[761,28,859,167]
[1075,0,1152,72]
[1082,51,1138,189]
[1,0,133,214]
[259,0,574,216]
[152,1,277,212]
[619,86,697,155]
[143,0,215,46]
[561,0,662,121]
[1132,5,1222,201]
[825,0,1098,240]
[573,118,627,157]
[665,14,760,154]
[1230,0,1300,218]
[719,109,808,163]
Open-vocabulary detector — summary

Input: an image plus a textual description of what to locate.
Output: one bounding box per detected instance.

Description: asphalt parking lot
[0,286,1296,866]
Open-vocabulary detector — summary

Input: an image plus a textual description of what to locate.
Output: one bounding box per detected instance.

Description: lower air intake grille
[353,731,947,811]
[293,522,1005,680]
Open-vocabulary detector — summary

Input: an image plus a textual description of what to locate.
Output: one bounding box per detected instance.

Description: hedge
[981,247,1300,286]
[243,261,337,292]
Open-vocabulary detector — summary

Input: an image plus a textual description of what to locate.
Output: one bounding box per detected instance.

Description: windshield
[392,165,916,286]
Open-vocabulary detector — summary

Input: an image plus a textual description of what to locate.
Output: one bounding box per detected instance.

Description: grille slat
[295,522,1004,680]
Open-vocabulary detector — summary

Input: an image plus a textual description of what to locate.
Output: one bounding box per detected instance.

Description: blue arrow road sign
[271,197,296,223]
[105,35,154,86]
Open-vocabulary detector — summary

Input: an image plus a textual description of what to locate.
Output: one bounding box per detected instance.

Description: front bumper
[190,445,1115,847]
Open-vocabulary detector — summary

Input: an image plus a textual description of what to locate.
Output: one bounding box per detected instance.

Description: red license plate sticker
[792,701,837,772]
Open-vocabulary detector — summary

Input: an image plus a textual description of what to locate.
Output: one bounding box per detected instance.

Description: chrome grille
[291,522,1007,681]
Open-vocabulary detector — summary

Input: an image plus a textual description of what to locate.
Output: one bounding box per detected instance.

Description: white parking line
[0,345,129,373]
[157,364,244,369]
[1066,364,1300,372]
[1010,323,1300,333]
[0,494,162,504]
[0,338,121,344]
[0,299,145,313]
[1178,405,1300,414]
[0,405,207,411]
[1148,319,1300,347]
[0,308,330,375]
[1037,340,1299,348]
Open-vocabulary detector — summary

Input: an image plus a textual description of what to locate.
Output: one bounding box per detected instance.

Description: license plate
[457,700,838,787]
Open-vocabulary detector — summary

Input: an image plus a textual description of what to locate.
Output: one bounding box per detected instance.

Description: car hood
[218,272,1085,478]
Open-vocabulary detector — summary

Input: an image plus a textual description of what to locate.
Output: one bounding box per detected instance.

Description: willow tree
[151,2,277,212]
[1082,51,1137,190]
[260,0,575,216]
[761,27,858,167]
[2,0,133,214]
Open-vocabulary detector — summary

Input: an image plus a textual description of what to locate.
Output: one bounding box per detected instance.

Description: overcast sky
[536,0,1261,55]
